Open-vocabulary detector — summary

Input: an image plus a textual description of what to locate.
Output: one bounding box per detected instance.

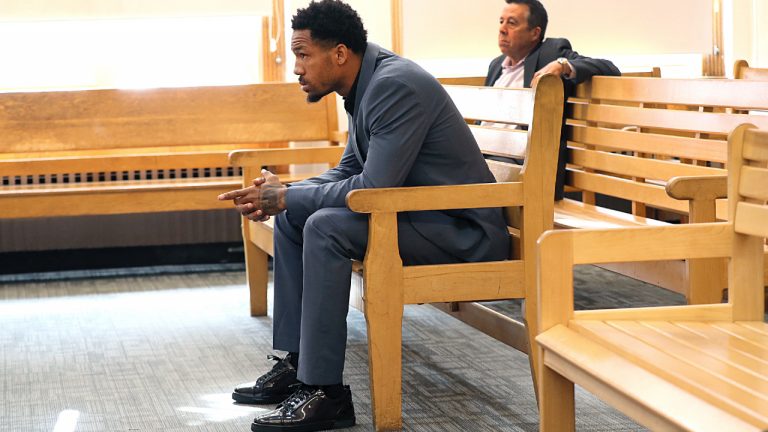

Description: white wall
[0,17,264,91]
[0,0,272,19]
[725,0,752,73]
[401,0,712,78]
[755,0,768,66]
[723,0,768,76]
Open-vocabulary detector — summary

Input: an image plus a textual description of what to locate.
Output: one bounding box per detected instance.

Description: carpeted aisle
[0,267,650,431]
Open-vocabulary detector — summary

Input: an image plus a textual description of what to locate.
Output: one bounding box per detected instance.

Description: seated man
[487,0,621,199]
[218,1,510,431]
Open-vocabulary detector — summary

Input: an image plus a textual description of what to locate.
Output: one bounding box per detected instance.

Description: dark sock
[321,383,345,399]
[287,352,299,369]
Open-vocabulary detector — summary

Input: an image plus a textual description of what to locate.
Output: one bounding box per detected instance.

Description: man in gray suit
[486,0,620,200]
[218,1,509,431]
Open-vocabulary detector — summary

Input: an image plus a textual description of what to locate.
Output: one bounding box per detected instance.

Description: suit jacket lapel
[486,56,504,86]
[346,111,361,166]
[523,42,543,88]
[349,42,381,164]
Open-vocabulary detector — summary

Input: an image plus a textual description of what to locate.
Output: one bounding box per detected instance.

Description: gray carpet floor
[0,265,682,431]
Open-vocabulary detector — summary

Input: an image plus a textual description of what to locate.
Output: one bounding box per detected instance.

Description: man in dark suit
[486,0,620,199]
[218,1,509,431]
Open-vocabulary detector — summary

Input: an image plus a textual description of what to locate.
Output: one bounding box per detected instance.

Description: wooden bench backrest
[729,125,768,322]
[620,67,662,78]
[445,75,564,255]
[566,77,768,219]
[734,59,768,80]
[437,76,487,86]
[0,83,337,153]
[0,83,339,186]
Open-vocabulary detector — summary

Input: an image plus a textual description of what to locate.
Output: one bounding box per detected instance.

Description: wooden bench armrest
[228,146,346,167]
[537,224,734,330]
[539,223,733,267]
[346,182,523,213]
[665,175,728,201]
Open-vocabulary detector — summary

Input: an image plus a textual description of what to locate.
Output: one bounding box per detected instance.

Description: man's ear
[531,26,542,42]
[334,44,349,66]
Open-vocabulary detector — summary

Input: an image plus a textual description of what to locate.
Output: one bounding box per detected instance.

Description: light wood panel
[561,77,768,299]
[0,83,334,153]
[0,179,239,218]
[346,182,524,213]
[229,146,345,167]
[437,76,486,86]
[570,102,768,134]
[575,77,768,109]
[744,129,768,162]
[570,126,728,163]
[260,0,285,82]
[734,59,768,80]
[390,0,403,55]
[538,326,761,432]
[568,170,691,214]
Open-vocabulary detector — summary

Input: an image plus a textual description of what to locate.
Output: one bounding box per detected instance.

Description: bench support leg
[365,295,403,432]
[539,356,575,432]
[243,223,269,317]
[364,212,404,431]
[687,199,728,304]
[687,258,728,304]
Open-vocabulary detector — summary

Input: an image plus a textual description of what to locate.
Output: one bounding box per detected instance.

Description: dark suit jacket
[485,38,621,200]
[286,43,510,263]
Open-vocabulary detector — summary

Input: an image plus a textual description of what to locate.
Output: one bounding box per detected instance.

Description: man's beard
[306,89,330,103]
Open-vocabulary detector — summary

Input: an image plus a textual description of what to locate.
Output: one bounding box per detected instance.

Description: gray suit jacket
[286,43,509,262]
[484,37,620,90]
[484,38,620,200]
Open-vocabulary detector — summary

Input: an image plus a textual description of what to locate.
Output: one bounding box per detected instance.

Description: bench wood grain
[0,83,342,242]
[536,124,768,432]
[559,76,768,303]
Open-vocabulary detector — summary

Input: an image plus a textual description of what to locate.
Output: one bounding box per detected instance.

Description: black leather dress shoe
[233,354,300,404]
[251,384,355,432]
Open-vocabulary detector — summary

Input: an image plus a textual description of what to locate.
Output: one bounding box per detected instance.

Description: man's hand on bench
[218,169,287,222]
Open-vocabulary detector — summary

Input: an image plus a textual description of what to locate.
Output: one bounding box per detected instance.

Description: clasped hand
[218,169,287,222]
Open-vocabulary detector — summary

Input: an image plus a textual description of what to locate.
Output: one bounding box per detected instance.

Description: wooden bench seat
[555,198,668,229]
[229,76,566,430]
[536,124,768,432]
[557,76,768,303]
[0,83,343,250]
[538,322,766,431]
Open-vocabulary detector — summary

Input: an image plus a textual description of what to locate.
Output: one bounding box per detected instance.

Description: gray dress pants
[271,207,461,385]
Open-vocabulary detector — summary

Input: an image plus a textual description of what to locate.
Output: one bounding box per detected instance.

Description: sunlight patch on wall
[0,16,263,92]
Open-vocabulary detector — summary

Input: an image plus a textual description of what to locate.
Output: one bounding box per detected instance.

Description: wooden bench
[437,67,660,87]
[535,123,768,432]
[620,67,662,78]
[557,76,768,303]
[0,84,343,250]
[229,75,565,430]
[734,59,768,80]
